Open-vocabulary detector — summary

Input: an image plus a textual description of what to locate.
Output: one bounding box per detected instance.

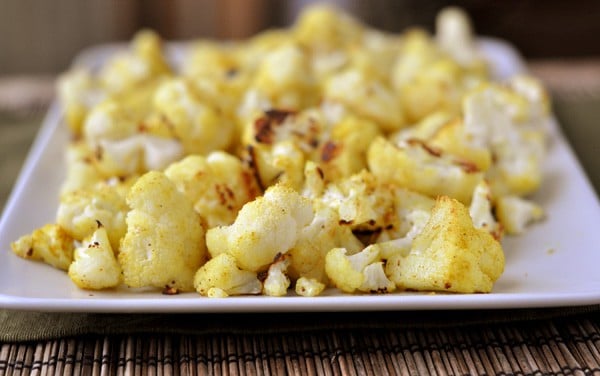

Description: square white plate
[1,38,599,312]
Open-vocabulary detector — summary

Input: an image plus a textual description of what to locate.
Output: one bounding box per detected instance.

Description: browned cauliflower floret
[194,253,262,297]
[57,183,128,252]
[206,184,313,272]
[119,171,206,292]
[11,224,74,271]
[325,246,394,294]
[368,137,483,204]
[164,152,261,228]
[386,196,505,293]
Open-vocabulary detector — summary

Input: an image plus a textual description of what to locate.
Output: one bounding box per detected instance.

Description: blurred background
[0,0,599,209]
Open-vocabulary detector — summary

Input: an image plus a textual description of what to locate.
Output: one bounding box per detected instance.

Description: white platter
[1,38,599,312]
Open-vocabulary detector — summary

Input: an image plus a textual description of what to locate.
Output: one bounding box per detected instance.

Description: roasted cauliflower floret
[119,171,206,292]
[57,68,105,134]
[206,184,313,272]
[68,223,121,290]
[289,205,363,282]
[263,253,292,297]
[164,152,261,227]
[57,183,128,251]
[496,195,544,235]
[325,246,393,294]
[368,137,483,204]
[11,224,74,271]
[387,196,505,293]
[193,253,262,297]
[153,78,235,155]
[99,30,171,94]
[325,69,405,132]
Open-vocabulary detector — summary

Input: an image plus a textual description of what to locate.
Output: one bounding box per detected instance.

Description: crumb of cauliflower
[295,277,326,297]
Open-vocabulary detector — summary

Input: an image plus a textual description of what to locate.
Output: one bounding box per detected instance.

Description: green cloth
[2,306,600,342]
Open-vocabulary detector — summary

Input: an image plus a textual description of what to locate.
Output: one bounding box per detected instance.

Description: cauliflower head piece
[68,223,121,290]
[387,196,504,293]
[194,253,262,297]
[206,184,313,272]
[11,224,74,271]
[119,171,206,292]
[164,152,261,228]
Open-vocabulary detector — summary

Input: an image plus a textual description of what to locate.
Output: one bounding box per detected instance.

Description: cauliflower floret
[295,277,326,297]
[469,180,502,240]
[435,7,483,68]
[463,84,547,196]
[368,137,483,204]
[68,223,121,290]
[324,246,379,293]
[57,68,105,134]
[289,205,363,282]
[246,140,306,191]
[263,253,292,297]
[11,224,74,271]
[60,141,105,195]
[194,253,262,297]
[325,69,404,132]
[57,183,128,251]
[317,115,381,181]
[252,43,317,109]
[496,195,544,235]
[153,78,235,155]
[164,152,261,227]
[119,171,206,292]
[206,184,313,271]
[360,262,396,294]
[99,30,171,94]
[319,170,398,233]
[386,196,505,293]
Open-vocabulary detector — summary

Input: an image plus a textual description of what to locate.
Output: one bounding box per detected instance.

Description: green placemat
[2,306,600,342]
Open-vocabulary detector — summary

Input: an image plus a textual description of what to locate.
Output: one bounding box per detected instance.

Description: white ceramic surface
[1,38,599,312]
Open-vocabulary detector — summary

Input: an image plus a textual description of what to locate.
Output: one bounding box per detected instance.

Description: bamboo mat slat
[3,316,600,375]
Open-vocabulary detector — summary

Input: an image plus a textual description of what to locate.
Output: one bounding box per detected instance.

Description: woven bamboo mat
[2,314,600,375]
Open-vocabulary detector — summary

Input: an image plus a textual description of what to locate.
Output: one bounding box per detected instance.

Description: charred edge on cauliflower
[245,145,266,191]
[407,138,481,174]
[254,109,296,144]
[321,140,341,162]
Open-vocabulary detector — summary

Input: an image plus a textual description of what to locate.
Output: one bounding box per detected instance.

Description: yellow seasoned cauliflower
[295,277,326,297]
[318,170,398,234]
[164,152,261,228]
[193,253,262,297]
[325,246,391,294]
[263,253,292,297]
[496,195,544,235]
[289,205,363,282]
[325,68,405,132]
[11,224,74,271]
[60,141,105,195]
[469,180,502,240]
[318,115,381,181]
[57,183,128,251]
[206,184,313,272]
[153,78,235,155]
[57,68,106,134]
[462,83,548,196]
[252,43,317,110]
[435,7,484,69]
[68,223,121,290]
[368,137,483,204]
[99,30,171,94]
[386,196,504,293]
[119,171,206,292]
[246,140,306,191]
